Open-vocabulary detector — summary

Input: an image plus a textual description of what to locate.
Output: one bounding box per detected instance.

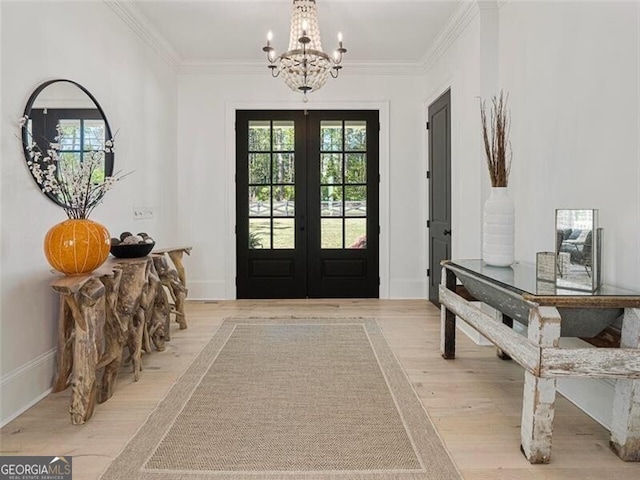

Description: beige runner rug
[100,318,461,480]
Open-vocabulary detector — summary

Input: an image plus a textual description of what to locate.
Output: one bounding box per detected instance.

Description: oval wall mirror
[21,79,114,207]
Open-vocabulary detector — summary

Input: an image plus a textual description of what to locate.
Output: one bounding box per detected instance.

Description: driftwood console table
[50,247,191,424]
[152,246,192,333]
[439,259,640,464]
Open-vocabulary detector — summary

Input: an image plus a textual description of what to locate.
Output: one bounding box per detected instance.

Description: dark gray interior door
[428,90,452,306]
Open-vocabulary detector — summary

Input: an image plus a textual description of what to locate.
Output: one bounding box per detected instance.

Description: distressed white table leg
[610,307,640,461]
[521,305,561,464]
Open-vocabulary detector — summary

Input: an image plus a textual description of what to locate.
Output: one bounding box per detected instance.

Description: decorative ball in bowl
[110,232,156,258]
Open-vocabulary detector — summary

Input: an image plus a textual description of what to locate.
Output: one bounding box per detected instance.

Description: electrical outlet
[133,208,144,221]
[143,208,154,220]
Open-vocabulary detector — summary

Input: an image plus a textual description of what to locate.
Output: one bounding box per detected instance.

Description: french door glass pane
[249,153,270,184]
[321,218,343,249]
[345,218,367,249]
[321,153,342,183]
[345,185,366,202]
[273,186,295,217]
[321,186,343,216]
[345,186,367,217]
[345,153,366,183]
[321,120,342,151]
[249,186,271,216]
[273,219,295,249]
[319,119,368,250]
[249,219,270,249]
[273,121,295,151]
[345,120,366,151]
[247,119,296,250]
[249,120,271,151]
[273,153,294,183]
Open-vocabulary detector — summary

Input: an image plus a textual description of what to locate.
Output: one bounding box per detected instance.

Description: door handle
[443,229,451,236]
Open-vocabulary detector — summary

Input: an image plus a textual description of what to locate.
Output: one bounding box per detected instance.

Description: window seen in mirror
[58,118,107,182]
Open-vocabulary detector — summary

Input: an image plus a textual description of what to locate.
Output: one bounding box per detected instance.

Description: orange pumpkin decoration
[44,219,110,275]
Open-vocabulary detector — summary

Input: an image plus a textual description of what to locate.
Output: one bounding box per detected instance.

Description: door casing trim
[225,100,390,299]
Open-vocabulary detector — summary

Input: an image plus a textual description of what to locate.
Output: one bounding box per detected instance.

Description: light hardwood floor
[1,300,639,479]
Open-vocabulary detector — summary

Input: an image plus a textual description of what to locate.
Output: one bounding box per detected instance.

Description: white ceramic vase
[482,187,515,267]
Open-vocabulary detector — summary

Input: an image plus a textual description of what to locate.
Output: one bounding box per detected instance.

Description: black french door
[236,110,379,299]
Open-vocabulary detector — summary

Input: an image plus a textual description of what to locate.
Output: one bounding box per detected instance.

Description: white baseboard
[1,349,56,427]
[189,279,424,300]
[388,279,425,299]
[186,280,227,300]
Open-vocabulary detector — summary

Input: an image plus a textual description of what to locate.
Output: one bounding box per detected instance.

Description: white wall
[500,0,640,290]
[422,6,486,261]
[177,73,427,299]
[0,1,178,425]
[424,0,640,287]
[426,0,639,429]
[498,0,639,428]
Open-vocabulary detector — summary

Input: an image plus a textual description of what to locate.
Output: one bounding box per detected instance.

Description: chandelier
[262,0,347,101]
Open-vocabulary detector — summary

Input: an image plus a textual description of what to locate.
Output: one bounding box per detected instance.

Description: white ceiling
[128,1,462,66]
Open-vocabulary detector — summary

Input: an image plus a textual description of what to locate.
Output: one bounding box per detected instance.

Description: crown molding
[420,0,485,74]
[179,61,264,76]
[178,60,425,76]
[103,0,181,71]
[106,0,489,78]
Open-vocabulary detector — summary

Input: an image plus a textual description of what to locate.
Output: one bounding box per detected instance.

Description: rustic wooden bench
[439,259,640,463]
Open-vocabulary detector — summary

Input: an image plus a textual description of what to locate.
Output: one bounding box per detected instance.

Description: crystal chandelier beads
[263,0,346,101]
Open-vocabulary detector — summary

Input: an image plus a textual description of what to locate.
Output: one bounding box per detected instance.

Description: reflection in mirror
[555,209,602,292]
[21,79,114,208]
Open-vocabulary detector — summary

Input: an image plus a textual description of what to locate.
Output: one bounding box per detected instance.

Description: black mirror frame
[21,79,114,208]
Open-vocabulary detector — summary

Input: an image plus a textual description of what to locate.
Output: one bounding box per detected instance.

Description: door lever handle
[443,229,451,236]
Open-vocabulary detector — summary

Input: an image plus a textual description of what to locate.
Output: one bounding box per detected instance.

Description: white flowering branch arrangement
[20,116,129,219]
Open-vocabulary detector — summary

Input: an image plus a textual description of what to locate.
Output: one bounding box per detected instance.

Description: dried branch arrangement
[480,90,512,187]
